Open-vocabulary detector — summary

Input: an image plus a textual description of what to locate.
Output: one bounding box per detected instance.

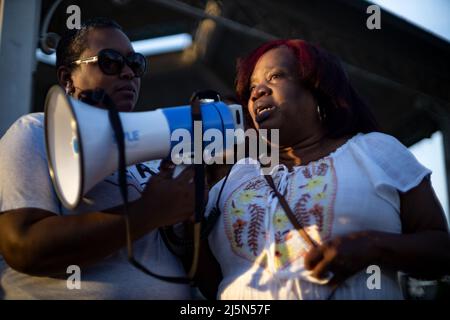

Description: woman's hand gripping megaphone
[131,160,207,227]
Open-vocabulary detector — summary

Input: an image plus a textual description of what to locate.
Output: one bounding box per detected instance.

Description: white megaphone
[44,85,244,209]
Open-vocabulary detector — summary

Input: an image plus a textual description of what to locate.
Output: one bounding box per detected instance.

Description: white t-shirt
[0,113,191,300]
[206,132,432,300]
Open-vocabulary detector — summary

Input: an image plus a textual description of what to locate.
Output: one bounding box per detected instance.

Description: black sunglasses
[72,48,147,77]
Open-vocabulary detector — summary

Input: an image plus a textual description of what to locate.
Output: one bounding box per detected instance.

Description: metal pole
[0,0,41,137]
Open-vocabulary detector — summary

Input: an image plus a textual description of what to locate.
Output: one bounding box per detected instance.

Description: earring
[317,105,323,122]
[65,83,73,96]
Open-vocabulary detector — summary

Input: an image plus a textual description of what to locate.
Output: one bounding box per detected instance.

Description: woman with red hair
[199,39,450,299]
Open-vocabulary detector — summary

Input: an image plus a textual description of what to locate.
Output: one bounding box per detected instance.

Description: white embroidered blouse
[206,132,431,300]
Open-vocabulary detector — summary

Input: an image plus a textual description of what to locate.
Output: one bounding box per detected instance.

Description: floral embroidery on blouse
[223,158,337,271]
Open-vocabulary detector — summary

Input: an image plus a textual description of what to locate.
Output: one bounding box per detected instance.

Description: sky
[368,0,450,42]
[366,0,449,221]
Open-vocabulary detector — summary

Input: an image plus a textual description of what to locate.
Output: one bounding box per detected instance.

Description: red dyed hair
[235,39,380,137]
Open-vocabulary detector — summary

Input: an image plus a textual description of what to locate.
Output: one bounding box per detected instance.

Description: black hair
[55,17,122,72]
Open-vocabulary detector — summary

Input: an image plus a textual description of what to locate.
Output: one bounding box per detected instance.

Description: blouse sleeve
[350,132,432,209]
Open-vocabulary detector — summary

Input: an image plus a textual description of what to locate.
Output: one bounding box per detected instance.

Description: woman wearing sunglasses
[0,18,195,299]
[62,48,146,112]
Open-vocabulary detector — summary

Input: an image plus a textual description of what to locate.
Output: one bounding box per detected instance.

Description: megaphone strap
[191,98,205,224]
[161,90,222,280]
[97,89,195,285]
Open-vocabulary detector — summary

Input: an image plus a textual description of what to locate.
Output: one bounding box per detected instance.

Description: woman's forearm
[0,201,159,276]
[0,168,197,277]
[371,230,450,278]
